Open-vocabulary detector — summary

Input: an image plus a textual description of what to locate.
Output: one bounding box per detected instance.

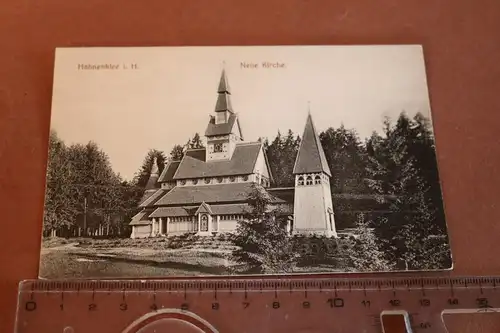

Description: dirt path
[40,242,80,254]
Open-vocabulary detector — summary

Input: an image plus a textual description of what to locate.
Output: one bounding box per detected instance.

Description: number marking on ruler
[14,276,500,333]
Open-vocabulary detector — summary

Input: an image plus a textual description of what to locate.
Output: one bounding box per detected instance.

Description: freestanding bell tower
[292,112,337,237]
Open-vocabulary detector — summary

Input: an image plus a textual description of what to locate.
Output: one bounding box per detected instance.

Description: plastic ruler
[14,276,500,333]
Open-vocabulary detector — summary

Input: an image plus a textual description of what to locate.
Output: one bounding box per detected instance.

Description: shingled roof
[149,206,197,218]
[129,209,153,226]
[139,189,167,208]
[173,142,262,180]
[154,182,255,206]
[205,113,239,137]
[293,113,332,177]
[215,93,233,113]
[210,203,251,215]
[215,69,233,113]
[149,203,252,218]
[158,160,181,183]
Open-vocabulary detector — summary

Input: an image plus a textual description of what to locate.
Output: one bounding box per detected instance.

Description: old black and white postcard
[39,45,452,278]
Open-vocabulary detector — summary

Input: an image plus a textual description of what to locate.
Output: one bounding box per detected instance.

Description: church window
[214,143,223,153]
[217,177,223,183]
[193,179,198,185]
[243,175,249,181]
[200,214,209,232]
[204,178,211,184]
[315,175,321,185]
[229,176,236,182]
[306,176,313,185]
[298,176,304,186]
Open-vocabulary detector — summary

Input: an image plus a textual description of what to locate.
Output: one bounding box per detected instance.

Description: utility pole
[83,196,87,236]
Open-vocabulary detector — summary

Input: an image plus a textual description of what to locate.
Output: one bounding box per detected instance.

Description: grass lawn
[39,237,345,278]
[40,244,234,278]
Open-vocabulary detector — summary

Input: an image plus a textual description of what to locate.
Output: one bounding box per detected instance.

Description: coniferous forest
[42,111,452,272]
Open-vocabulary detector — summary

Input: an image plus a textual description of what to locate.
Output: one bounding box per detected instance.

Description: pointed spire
[218,63,231,94]
[293,111,331,177]
[215,66,233,113]
[145,157,160,190]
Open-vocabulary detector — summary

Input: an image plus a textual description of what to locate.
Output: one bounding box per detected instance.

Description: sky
[50,45,434,181]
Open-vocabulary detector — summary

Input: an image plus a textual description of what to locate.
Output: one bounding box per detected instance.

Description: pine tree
[231,184,297,274]
[133,149,166,188]
[364,112,450,269]
[43,130,76,235]
[170,144,185,160]
[44,140,126,237]
[189,132,205,149]
[264,130,300,187]
[319,125,368,194]
[345,214,393,272]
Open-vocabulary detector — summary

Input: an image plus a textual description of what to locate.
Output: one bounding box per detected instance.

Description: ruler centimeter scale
[14,276,500,333]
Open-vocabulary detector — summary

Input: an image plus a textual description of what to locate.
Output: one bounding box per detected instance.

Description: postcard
[39,45,452,278]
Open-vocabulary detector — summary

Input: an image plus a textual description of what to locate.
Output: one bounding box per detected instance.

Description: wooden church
[129,69,337,239]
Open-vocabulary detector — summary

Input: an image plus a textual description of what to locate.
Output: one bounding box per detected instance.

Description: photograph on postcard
[39,45,452,278]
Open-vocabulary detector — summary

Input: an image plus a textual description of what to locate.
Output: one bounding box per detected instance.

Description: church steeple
[214,68,233,114]
[293,112,331,177]
[205,66,243,162]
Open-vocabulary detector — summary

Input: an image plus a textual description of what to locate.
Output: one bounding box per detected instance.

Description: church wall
[321,176,336,234]
[207,142,231,161]
[215,214,245,233]
[168,221,197,235]
[293,181,329,233]
[218,219,239,232]
[131,225,152,239]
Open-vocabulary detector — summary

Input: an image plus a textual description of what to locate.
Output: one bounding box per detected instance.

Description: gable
[195,202,213,215]
[253,146,270,179]
[234,117,243,140]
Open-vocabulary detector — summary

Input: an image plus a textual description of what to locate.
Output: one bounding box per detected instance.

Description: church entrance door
[200,214,209,232]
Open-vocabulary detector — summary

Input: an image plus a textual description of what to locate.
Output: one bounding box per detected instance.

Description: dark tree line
[44,112,451,270]
[43,130,141,238]
[259,111,450,271]
[43,132,204,238]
